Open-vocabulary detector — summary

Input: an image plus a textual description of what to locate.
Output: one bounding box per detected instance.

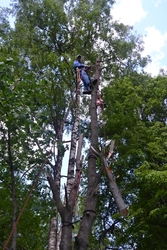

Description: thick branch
[76,134,83,170]
[91,146,129,216]
[47,172,64,216]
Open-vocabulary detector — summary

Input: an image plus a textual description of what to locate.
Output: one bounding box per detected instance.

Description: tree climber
[96,91,106,115]
[73,54,91,93]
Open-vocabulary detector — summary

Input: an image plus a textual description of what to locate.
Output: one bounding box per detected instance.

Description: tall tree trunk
[48,60,101,250]
[59,85,82,250]
[8,130,17,250]
[74,61,101,250]
[67,85,81,196]
[54,131,63,194]
[48,86,82,250]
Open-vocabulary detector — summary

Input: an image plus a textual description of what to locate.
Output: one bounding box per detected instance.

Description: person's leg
[81,70,90,90]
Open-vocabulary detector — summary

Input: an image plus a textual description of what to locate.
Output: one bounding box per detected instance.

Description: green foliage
[0,0,161,249]
[103,74,167,249]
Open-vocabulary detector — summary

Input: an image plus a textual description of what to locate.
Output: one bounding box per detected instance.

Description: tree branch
[91,146,129,216]
[47,171,64,216]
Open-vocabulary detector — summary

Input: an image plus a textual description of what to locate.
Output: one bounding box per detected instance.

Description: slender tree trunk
[54,131,63,193]
[60,86,81,250]
[48,86,82,250]
[11,177,17,250]
[8,131,17,250]
[67,85,81,196]
[48,217,57,250]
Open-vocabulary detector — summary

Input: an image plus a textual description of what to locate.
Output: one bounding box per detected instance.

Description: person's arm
[73,60,85,70]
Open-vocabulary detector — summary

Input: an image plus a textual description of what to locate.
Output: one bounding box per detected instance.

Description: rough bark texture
[47,175,74,249]
[48,86,82,250]
[67,85,81,196]
[54,132,63,194]
[56,227,62,250]
[103,158,129,216]
[48,217,57,250]
[48,60,101,250]
[59,206,73,250]
[70,134,83,216]
[58,85,82,250]
[91,144,129,217]
[8,130,17,250]
[74,61,100,250]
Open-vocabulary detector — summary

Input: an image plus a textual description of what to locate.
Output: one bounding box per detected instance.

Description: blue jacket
[73,60,85,71]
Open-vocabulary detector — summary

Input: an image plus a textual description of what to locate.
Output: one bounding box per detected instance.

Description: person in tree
[73,54,91,92]
[96,91,106,115]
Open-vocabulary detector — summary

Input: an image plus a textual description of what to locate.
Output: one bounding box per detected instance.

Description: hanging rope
[3,81,81,250]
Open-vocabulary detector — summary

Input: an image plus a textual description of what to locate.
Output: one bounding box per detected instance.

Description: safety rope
[3,80,81,250]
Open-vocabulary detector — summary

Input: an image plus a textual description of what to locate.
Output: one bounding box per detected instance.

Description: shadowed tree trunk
[48,83,82,250]
[8,130,17,250]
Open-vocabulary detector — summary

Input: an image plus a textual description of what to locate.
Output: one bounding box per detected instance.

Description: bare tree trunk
[48,217,57,250]
[48,60,102,250]
[74,60,101,250]
[48,86,82,250]
[67,85,81,196]
[56,226,62,250]
[54,131,63,193]
[8,131,17,250]
[11,177,17,250]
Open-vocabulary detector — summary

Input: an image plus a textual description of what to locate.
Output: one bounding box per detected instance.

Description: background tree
[103,74,167,249]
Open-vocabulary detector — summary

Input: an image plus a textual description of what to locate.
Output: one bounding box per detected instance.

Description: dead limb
[91,145,129,216]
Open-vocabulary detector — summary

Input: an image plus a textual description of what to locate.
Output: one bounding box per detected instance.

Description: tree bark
[67,85,81,196]
[48,60,102,250]
[56,226,62,250]
[48,217,57,250]
[8,130,17,250]
[74,60,101,250]
[91,146,129,217]
[58,83,82,250]
[54,131,63,194]
[103,158,129,216]
[48,86,82,250]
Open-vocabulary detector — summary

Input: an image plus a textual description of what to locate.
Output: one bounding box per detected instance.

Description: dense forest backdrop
[0,0,167,249]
